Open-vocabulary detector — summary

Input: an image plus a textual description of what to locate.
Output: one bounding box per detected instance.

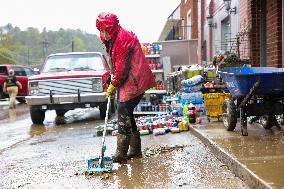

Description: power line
[48,42,72,53]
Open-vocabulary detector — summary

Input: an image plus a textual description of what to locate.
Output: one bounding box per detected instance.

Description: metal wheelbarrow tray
[218,67,284,136]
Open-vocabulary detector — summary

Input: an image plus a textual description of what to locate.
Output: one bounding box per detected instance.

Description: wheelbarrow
[218,66,284,136]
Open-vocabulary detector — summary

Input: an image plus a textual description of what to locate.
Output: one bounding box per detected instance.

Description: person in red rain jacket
[96,13,156,163]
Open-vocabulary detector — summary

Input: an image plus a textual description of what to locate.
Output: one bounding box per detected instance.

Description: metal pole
[72,41,74,52]
[27,49,29,65]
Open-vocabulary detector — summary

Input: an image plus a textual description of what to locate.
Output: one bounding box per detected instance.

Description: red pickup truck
[0,64,36,103]
[26,52,114,124]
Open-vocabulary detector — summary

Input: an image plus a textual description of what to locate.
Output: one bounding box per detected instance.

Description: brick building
[160,0,283,68]
[244,0,283,67]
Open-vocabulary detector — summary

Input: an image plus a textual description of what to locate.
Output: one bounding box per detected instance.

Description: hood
[96,13,121,41]
[29,70,109,81]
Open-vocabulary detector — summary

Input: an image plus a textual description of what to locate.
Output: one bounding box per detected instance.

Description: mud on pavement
[0,121,249,189]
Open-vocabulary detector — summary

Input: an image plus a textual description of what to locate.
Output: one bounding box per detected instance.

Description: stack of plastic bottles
[136,114,189,136]
[141,43,162,55]
[181,75,204,93]
[180,74,206,117]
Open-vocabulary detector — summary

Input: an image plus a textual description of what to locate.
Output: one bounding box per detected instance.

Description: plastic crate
[203,93,231,118]
[206,70,217,78]
[185,70,202,79]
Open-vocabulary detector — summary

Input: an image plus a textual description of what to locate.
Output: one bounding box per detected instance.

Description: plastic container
[112,130,119,136]
[153,128,166,136]
[170,127,180,133]
[139,130,150,136]
[203,93,231,119]
[93,129,103,137]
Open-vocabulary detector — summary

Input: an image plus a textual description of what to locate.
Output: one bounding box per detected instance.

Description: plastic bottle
[183,102,189,124]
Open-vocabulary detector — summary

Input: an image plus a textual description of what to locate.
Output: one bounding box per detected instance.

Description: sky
[0,0,180,43]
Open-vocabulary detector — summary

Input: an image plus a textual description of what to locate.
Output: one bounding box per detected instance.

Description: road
[0,101,248,189]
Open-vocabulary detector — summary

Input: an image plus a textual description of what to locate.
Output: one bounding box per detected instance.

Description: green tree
[0,48,16,64]
[0,24,105,67]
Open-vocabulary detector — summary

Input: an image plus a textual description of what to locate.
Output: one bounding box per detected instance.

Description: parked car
[26,52,115,124]
[0,64,36,103]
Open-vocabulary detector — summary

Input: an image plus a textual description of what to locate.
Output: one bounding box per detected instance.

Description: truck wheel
[222,99,237,131]
[259,115,275,129]
[56,110,67,117]
[0,87,5,99]
[30,106,45,124]
[99,102,111,119]
[16,97,26,103]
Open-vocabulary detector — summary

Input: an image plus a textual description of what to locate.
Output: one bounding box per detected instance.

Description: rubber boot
[127,131,142,160]
[112,134,130,164]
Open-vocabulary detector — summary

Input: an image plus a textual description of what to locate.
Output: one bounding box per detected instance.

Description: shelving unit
[133,44,171,116]
[151,69,164,74]
[145,54,160,58]
[145,90,167,94]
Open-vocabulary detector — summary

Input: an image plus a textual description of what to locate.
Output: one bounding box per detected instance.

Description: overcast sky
[0,0,180,43]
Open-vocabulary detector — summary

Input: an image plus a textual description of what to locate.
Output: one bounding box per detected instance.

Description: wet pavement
[193,119,284,189]
[0,103,248,189]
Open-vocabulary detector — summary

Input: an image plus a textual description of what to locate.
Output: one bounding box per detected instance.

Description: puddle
[199,120,284,188]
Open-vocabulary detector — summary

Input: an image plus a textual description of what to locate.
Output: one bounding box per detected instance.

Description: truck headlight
[92,78,103,92]
[29,81,39,95]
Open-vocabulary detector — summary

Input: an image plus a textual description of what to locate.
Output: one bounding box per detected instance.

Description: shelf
[145,90,167,94]
[145,54,160,58]
[133,111,168,115]
[151,69,163,74]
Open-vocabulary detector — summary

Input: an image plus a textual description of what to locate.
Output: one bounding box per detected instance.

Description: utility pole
[40,39,49,58]
[72,40,74,52]
[27,48,30,65]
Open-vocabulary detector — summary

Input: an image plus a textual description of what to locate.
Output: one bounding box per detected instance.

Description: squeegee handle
[98,96,111,166]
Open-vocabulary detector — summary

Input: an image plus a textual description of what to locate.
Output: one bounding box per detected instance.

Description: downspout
[282,0,284,67]
[260,0,267,67]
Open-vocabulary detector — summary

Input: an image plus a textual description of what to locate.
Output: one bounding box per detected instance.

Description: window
[187,13,192,39]
[43,53,105,72]
[0,67,7,75]
[221,17,230,52]
[13,67,26,76]
[24,68,35,77]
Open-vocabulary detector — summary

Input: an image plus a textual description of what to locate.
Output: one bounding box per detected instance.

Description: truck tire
[56,110,67,117]
[99,102,111,119]
[16,97,26,103]
[30,106,45,124]
[222,99,237,131]
[0,87,5,99]
[259,115,275,129]
[99,102,107,119]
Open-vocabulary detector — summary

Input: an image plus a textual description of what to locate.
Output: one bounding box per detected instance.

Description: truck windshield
[43,54,105,72]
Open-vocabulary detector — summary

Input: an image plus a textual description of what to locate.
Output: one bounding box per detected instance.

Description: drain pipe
[282,0,284,67]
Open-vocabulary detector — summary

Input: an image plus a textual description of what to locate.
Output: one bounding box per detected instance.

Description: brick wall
[239,0,248,30]
[238,0,250,60]
[248,0,261,66]
[180,0,198,39]
[247,0,282,67]
[266,0,282,67]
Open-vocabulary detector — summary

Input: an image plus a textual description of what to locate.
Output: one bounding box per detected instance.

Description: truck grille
[35,78,101,95]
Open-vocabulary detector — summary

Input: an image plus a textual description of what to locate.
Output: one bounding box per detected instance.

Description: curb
[190,127,272,189]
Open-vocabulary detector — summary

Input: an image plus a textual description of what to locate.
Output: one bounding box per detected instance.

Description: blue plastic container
[218,67,284,98]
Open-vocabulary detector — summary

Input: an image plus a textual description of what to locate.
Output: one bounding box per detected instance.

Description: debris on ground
[143,144,186,158]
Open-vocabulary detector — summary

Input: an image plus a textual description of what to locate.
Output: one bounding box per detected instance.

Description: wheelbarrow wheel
[222,99,237,131]
[259,115,276,129]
